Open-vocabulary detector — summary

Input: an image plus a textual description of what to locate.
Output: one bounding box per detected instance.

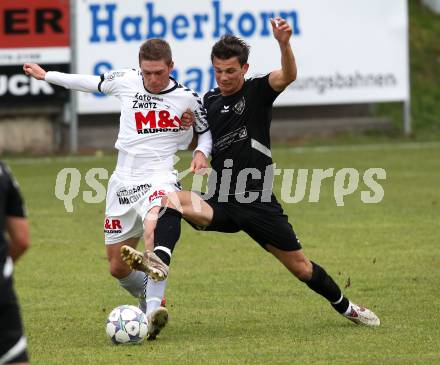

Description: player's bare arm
[268,17,297,92]
[6,217,30,262]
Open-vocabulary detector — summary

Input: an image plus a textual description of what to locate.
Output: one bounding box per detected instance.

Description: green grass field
[5,142,440,365]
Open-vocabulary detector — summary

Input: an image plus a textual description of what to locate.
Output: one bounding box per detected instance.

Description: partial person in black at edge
[0,162,30,365]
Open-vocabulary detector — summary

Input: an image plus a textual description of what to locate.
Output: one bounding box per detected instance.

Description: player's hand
[181,108,195,130]
[23,63,47,80]
[270,17,292,45]
[190,150,209,175]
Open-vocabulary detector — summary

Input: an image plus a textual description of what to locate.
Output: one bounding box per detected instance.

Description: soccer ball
[106,305,148,344]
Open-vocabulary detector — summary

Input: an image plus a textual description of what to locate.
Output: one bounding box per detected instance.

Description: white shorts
[104,171,181,245]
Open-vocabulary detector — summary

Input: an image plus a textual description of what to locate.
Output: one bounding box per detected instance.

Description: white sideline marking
[4,155,115,165]
[274,141,440,154]
[5,141,440,165]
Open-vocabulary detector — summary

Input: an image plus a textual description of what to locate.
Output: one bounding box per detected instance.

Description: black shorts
[0,278,29,364]
[187,193,301,251]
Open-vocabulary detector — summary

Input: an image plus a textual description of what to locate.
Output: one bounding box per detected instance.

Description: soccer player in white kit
[23,39,212,340]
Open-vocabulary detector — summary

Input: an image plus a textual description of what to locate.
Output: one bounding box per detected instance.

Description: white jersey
[98,68,209,173]
[44,68,211,244]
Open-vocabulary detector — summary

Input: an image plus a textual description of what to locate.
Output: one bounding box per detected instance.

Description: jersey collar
[142,76,179,95]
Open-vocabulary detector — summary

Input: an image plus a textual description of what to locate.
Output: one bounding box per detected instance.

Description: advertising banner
[0,64,69,104]
[0,0,70,66]
[74,0,409,113]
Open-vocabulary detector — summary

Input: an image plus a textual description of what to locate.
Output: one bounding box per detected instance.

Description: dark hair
[139,38,172,65]
[211,35,250,65]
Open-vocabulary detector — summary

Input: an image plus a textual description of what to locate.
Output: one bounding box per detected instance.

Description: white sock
[118,270,146,298]
[146,278,167,315]
[343,301,354,316]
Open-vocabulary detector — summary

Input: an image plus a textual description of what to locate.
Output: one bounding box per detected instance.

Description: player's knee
[109,261,130,279]
[162,194,182,211]
[163,191,192,213]
[291,260,313,282]
[161,196,169,207]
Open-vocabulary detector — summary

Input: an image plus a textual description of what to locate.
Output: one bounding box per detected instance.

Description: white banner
[0,47,70,66]
[74,0,409,114]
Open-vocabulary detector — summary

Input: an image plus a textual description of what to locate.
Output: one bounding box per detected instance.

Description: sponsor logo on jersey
[135,110,183,134]
[233,96,246,115]
[117,183,152,205]
[213,126,248,152]
[148,189,166,203]
[133,92,163,103]
[221,104,230,114]
[104,218,123,233]
[106,71,125,81]
[132,100,158,109]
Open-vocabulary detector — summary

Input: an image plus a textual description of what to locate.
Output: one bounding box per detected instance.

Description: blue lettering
[184,68,203,93]
[89,4,117,43]
[259,12,274,36]
[171,66,215,95]
[193,14,209,39]
[208,66,215,91]
[93,61,113,97]
[87,4,301,44]
[280,11,300,35]
[213,0,233,37]
[172,15,189,40]
[238,13,256,37]
[146,3,167,38]
[121,16,142,41]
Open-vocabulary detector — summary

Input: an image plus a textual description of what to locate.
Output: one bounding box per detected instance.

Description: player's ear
[168,61,174,73]
[242,63,249,75]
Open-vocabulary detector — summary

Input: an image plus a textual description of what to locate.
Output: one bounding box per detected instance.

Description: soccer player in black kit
[123,17,380,328]
[0,162,30,364]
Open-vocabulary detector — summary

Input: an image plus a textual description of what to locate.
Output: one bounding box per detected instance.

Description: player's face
[213,57,249,96]
[140,59,173,94]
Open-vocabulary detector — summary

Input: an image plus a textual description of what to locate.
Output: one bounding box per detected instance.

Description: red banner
[0,0,69,48]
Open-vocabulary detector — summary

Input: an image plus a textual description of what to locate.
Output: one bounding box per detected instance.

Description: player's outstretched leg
[147,306,169,341]
[268,246,380,327]
[305,261,381,327]
[120,245,169,281]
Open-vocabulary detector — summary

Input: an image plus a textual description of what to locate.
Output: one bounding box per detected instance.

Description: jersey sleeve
[203,90,214,112]
[194,129,212,158]
[190,93,210,134]
[98,69,130,96]
[2,165,25,218]
[253,73,281,105]
[45,71,101,93]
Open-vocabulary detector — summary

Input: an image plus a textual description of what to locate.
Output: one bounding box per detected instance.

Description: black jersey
[0,162,25,265]
[204,74,280,198]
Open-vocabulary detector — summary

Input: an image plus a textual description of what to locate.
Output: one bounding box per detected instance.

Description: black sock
[306,261,350,314]
[153,207,182,266]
